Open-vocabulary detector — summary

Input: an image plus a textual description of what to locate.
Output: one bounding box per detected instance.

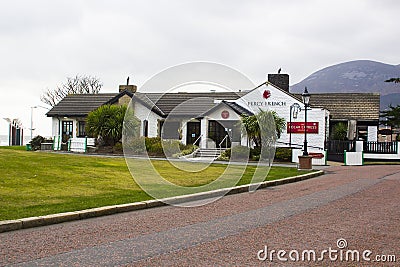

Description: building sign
[221,110,230,119]
[287,122,319,134]
[247,101,287,107]
[246,89,287,107]
[263,90,271,99]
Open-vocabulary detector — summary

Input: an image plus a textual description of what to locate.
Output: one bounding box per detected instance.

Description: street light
[302,87,311,156]
[30,105,50,140]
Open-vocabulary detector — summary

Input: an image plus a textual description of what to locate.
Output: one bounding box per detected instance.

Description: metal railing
[193,134,203,146]
[219,135,229,152]
[363,141,398,154]
[325,140,356,154]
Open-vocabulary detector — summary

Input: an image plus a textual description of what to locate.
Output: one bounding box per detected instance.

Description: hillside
[290,60,400,109]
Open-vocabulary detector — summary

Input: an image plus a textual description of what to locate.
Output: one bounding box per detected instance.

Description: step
[193,148,227,158]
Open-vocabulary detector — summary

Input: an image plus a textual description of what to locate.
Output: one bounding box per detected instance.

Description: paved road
[1,165,399,266]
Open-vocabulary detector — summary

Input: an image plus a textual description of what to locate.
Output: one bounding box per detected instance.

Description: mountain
[290,60,400,109]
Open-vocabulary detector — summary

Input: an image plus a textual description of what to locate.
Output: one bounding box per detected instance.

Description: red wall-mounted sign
[287,122,319,134]
[221,110,230,119]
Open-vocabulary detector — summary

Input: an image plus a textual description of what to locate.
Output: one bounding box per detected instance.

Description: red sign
[221,110,230,119]
[287,122,319,134]
[263,90,271,99]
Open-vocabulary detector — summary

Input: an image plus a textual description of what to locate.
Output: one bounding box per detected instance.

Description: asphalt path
[1,165,399,266]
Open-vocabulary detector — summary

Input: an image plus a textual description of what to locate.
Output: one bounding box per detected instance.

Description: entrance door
[62,121,73,143]
[186,122,201,145]
[208,120,231,148]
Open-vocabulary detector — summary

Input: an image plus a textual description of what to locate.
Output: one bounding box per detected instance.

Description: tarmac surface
[1,165,399,266]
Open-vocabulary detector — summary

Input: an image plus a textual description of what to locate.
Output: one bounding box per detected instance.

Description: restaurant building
[46,74,380,153]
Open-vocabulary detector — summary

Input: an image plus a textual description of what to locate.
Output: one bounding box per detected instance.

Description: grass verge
[0,147,313,220]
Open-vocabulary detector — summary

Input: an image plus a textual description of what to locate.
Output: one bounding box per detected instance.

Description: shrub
[86,104,139,146]
[127,136,146,155]
[29,135,53,151]
[173,144,197,158]
[29,135,45,151]
[332,122,348,140]
[274,147,292,162]
[113,142,123,153]
[230,145,250,161]
[218,146,250,161]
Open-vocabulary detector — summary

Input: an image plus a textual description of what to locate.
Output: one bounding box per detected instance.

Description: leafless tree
[41,75,103,107]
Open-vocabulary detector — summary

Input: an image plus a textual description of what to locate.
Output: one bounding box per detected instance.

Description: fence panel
[363,142,398,154]
[325,140,356,162]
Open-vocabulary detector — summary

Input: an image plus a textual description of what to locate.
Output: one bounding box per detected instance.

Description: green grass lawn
[0,147,312,220]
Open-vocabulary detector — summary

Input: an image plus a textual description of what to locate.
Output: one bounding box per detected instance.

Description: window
[61,121,73,142]
[143,120,148,137]
[78,121,86,137]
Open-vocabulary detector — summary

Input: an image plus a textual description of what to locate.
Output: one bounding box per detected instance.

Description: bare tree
[41,75,103,107]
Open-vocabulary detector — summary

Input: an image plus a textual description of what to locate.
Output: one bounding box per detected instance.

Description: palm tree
[86,104,139,146]
[240,110,286,148]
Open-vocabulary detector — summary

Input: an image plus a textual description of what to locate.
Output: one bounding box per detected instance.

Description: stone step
[193,148,227,158]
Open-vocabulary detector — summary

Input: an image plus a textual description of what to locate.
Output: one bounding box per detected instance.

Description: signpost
[287,122,319,134]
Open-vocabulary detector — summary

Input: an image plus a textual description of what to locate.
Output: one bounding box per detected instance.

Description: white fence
[50,136,95,152]
[343,141,400,165]
[68,137,96,153]
[344,151,363,166]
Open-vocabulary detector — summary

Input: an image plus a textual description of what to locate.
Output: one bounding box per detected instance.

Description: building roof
[46,93,118,117]
[197,100,254,119]
[294,93,380,121]
[47,89,380,122]
[135,92,246,117]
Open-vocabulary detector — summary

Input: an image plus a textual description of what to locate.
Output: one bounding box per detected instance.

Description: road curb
[0,170,324,233]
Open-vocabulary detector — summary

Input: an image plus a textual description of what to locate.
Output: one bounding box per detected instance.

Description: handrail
[193,134,203,146]
[219,135,229,152]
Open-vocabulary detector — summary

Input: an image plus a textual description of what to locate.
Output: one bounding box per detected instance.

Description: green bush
[219,148,231,159]
[113,142,123,153]
[231,145,250,161]
[274,147,292,162]
[218,146,250,161]
[29,135,53,151]
[332,122,348,140]
[218,146,292,162]
[127,137,198,157]
[86,104,140,146]
[127,136,146,154]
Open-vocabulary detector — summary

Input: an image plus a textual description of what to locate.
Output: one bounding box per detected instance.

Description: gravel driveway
[1,165,399,266]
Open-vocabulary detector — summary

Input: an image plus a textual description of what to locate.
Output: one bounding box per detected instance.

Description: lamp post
[30,106,36,141]
[302,87,311,156]
[30,105,50,140]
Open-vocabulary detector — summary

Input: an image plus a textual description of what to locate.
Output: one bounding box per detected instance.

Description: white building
[46,74,380,156]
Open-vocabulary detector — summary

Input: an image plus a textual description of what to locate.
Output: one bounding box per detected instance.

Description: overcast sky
[0,0,399,138]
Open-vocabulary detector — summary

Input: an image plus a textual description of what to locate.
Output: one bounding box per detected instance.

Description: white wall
[235,83,328,150]
[205,104,242,121]
[51,117,59,137]
[134,102,163,138]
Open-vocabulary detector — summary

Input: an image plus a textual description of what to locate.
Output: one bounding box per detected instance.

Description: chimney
[268,74,289,92]
[119,76,137,93]
[119,84,137,93]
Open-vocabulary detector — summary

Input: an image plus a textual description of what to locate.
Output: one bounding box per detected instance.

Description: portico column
[200,118,208,148]
[181,121,187,145]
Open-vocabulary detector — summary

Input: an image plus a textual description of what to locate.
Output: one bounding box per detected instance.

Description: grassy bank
[0,147,312,220]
